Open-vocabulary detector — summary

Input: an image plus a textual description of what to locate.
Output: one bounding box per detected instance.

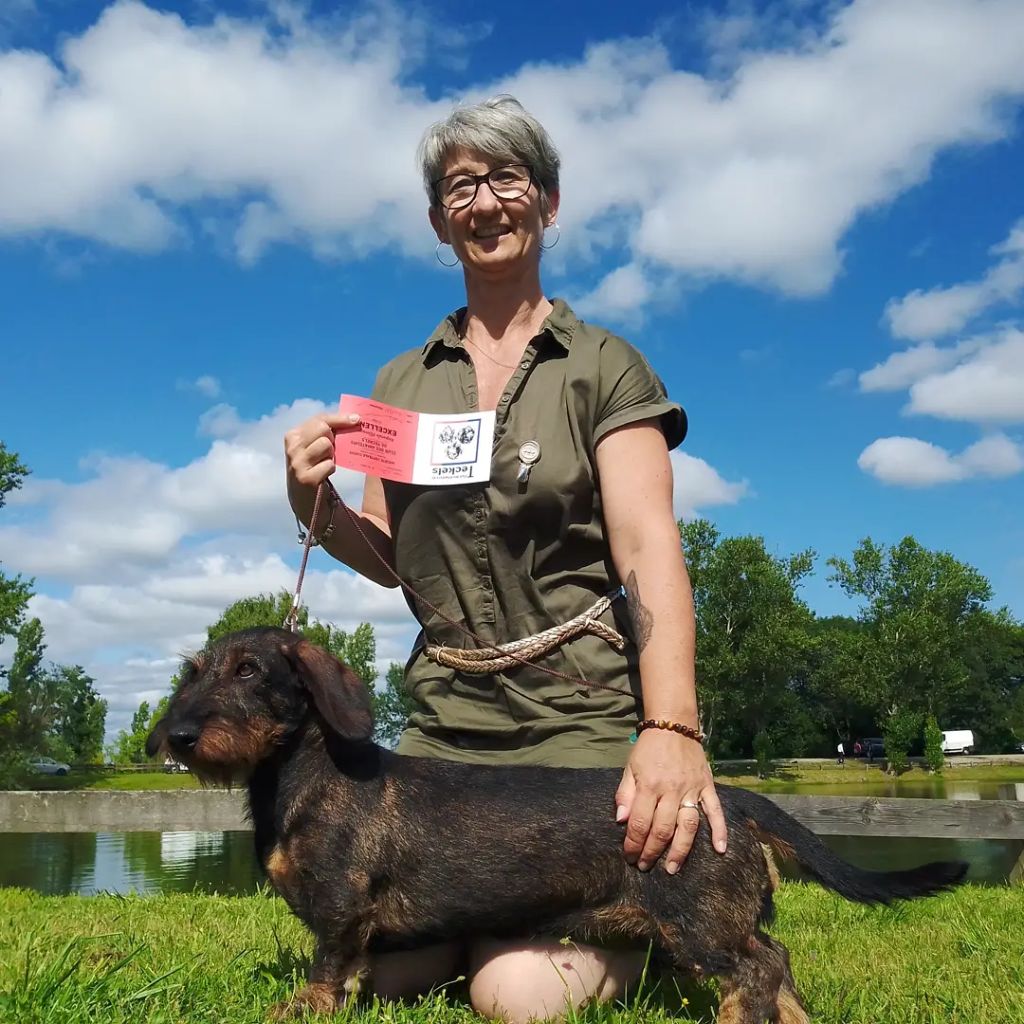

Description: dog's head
[145,627,374,784]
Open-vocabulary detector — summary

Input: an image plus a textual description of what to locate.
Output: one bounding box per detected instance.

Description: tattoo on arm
[624,570,654,654]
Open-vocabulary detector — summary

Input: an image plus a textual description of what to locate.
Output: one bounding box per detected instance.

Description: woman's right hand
[284,411,361,490]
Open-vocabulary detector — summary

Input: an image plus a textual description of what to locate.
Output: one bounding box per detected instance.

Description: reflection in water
[814,835,1022,885]
[761,778,1015,800]
[0,832,99,894]
[0,832,262,896]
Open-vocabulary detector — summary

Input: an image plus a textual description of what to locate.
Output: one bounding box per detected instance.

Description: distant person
[837,741,845,766]
[284,95,726,1022]
[853,740,863,757]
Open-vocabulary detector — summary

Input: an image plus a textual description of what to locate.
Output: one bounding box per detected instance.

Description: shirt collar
[421,297,580,361]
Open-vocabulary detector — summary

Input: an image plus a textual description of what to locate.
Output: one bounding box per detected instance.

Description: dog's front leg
[270,933,369,1020]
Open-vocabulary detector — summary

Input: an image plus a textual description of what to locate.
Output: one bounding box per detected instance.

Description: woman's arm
[595,419,727,871]
[285,412,398,588]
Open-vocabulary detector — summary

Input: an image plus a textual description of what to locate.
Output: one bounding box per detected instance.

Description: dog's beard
[171,718,287,788]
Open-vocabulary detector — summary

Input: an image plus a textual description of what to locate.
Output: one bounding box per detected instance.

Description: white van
[941,729,975,755]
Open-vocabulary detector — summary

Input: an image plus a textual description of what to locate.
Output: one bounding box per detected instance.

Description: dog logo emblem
[432,420,481,466]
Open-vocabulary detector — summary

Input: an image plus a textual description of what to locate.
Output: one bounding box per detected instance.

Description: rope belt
[424,594,625,675]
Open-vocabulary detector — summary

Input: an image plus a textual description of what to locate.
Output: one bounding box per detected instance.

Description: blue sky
[2,0,1023,736]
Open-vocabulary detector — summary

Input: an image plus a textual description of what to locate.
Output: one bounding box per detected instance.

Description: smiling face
[429,148,559,281]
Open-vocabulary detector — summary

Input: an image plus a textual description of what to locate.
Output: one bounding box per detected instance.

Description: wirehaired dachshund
[146,627,967,1023]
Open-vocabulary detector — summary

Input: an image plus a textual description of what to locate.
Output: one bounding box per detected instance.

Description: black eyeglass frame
[431,164,536,211]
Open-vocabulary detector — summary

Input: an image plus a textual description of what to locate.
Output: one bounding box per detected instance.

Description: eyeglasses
[432,164,534,211]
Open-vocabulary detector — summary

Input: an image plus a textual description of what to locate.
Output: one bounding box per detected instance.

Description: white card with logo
[412,410,495,485]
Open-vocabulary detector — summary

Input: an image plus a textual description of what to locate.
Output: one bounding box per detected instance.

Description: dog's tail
[724,785,968,904]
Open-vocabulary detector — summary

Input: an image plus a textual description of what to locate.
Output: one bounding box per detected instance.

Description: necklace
[462,334,522,369]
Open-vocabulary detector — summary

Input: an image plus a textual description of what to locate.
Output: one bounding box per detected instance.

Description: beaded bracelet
[636,719,705,744]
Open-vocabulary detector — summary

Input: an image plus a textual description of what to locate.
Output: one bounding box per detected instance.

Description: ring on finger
[680,800,700,810]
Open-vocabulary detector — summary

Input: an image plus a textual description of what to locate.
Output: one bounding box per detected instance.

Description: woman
[284,95,727,1023]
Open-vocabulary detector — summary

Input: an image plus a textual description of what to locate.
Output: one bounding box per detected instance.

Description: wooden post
[1009,842,1024,886]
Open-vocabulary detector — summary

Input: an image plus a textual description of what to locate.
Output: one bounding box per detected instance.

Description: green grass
[2,885,1022,1023]
[715,761,1024,789]
[25,761,1024,793]
[27,770,201,792]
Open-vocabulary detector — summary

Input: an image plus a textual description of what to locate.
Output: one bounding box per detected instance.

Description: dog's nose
[168,725,200,753]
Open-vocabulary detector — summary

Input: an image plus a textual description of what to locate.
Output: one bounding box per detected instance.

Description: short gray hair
[418,95,561,217]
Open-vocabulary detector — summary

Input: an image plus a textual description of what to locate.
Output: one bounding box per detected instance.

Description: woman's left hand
[615,729,727,874]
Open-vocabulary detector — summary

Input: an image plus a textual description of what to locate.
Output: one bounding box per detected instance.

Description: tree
[957,608,1024,752]
[51,665,107,764]
[804,616,877,746]
[203,592,378,687]
[109,695,171,764]
[680,519,818,758]
[372,662,417,749]
[206,591,300,645]
[6,617,59,755]
[0,692,26,786]
[198,592,398,744]
[828,537,994,731]
[0,443,32,650]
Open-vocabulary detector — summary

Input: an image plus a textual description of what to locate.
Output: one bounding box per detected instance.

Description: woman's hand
[615,729,727,874]
[284,411,360,491]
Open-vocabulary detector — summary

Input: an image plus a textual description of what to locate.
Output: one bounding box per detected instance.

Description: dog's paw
[268,983,338,1019]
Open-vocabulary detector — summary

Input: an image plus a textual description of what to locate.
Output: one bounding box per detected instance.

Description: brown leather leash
[286,479,635,698]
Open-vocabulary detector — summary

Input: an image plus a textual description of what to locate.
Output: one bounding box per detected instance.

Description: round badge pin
[518,440,541,466]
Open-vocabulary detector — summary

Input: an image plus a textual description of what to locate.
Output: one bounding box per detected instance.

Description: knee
[468,941,645,1024]
[371,942,463,1002]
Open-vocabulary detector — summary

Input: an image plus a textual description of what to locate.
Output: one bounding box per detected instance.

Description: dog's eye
[237,661,257,679]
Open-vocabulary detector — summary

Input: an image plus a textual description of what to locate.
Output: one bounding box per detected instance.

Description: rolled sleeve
[594,335,687,450]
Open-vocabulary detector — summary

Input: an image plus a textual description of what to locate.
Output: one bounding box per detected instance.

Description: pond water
[0,830,262,896]
[1,779,1021,895]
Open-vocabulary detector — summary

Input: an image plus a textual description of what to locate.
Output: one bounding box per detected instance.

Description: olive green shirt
[371,298,686,768]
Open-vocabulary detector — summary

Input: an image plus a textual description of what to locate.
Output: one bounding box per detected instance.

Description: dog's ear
[284,640,374,742]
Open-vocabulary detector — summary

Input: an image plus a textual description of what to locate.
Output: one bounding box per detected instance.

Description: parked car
[941,729,974,755]
[29,756,71,776]
[857,737,885,758]
[163,756,189,774]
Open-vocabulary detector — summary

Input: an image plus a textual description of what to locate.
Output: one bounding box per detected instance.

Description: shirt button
[520,361,530,369]
[499,395,510,404]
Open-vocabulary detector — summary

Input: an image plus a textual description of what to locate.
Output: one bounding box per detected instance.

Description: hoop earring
[541,222,561,250]
[435,241,459,267]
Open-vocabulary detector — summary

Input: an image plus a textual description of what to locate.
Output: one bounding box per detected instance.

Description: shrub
[752,729,773,779]
[882,706,921,775]
[924,715,945,773]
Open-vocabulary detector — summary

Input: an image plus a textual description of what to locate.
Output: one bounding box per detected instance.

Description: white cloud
[959,434,1024,477]
[858,337,985,392]
[885,218,1024,340]
[907,329,1024,422]
[671,451,749,519]
[826,367,855,389]
[858,433,1024,487]
[0,397,411,736]
[0,397,373,581]
[193,374,221,398]
[1,0,1023,312]
[24,557,413,736]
